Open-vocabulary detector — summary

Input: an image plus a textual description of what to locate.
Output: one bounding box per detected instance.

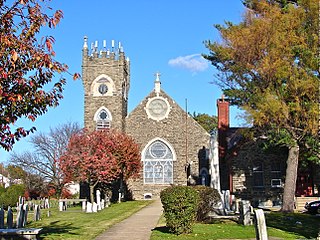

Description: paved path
[95,199,163,240]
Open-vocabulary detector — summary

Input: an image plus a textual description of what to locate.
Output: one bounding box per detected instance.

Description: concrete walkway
[95,199,163,240]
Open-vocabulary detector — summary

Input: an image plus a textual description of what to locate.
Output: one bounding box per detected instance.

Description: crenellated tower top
[82,36,129,61]
[82,35,130,132]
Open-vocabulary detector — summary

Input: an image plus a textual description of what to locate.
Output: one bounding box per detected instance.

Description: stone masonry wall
[229,140,287,206]
[82,52,129,131]
[126,90,210,200]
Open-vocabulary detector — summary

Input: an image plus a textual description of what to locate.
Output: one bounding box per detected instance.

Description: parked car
[305,200,320,214]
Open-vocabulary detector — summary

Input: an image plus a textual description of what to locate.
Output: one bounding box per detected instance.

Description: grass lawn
[27,200,152,240]
[151,212,320,240]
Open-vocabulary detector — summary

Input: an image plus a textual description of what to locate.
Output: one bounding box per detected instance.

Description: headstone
[86,202,92,213]
[235,198,240,214]
[0,208,4,229]
[239,200,252,226]
[59,201,64,212]
[100,199,105,210]
[7,207,13,229]
[254,209,268,240]
[224,190,230,211]
[22,204,28,227]
[16,204,24,228]
[105,197,110,207]
[34,205,41,221]
[96,190,101,211]
[44,198,50,209]
[82,201,86,212]
[92,202,98,213]
[230,195,236,211]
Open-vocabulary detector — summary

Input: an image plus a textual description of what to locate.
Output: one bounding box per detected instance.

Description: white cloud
[168,54,208,72]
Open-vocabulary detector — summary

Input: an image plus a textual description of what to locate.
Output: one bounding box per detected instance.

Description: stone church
[81,37,211,200]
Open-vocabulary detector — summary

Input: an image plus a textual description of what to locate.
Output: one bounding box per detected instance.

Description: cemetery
[0,187,317,240]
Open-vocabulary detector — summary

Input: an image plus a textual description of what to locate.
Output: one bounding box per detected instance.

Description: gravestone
[92,202,97,213]
[105,197,110,207]
[7,207,13,229]
[82,201,86,212]
[16,204,24,228]
[224,190,230,211]
[239,200,252,226]
[22,204,28,227]
[0,208,4,229]
[254,209,268,240]
[101,199,105,210]
[86,202,92,213]
[96,190,101,211]
[44,198,50,209]
[235,198,240,214]
[34,205,41,221]
[59,201,64,212]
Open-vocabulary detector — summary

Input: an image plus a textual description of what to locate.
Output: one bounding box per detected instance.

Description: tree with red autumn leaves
[0,0,79,151]
[59,129,141,203]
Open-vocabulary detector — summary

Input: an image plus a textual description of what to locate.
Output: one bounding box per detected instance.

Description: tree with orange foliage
[59,129,141,203]
[0,0,79,151]
[204,0,318,212]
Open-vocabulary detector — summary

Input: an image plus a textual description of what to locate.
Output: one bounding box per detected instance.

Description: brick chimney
[217,96,229,131]
[217,95,231,191]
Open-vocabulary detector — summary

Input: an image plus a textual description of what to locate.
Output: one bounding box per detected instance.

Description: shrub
[160,185,199,235]
[0,184,25,209]
[193,185,221,222]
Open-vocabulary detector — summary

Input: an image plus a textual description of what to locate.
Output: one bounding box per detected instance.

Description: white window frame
[94,107,112,130]
[142,138,176,184]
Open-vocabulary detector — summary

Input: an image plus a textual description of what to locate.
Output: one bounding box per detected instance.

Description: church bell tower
[82,36,130,132]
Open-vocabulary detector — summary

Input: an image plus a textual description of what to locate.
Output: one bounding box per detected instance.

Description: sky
[1,0,246,163]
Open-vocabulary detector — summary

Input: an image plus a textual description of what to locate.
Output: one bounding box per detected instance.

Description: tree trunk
[281,144,299,212]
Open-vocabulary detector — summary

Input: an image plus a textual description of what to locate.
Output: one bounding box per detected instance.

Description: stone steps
[295,196,320,211]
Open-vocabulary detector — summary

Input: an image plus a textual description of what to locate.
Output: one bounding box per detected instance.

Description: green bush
[0,184,25,209]
[160,185,199,235]
[193,185,221,222]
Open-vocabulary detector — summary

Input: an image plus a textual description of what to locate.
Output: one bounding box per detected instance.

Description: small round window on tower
[99,111,108,120]
[98,84,108,95]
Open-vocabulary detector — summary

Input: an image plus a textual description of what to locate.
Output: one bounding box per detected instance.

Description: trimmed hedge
[193,185,221,222]
[160,185,199,235]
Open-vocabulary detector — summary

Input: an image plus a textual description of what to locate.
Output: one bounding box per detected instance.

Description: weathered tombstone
[82,201,86,212]
[235,198,240,214]
[96,190,101,211]
[59,201,64,212]
[86,202,92,213]
[92,202,98,213]
[105,197,110,208]
[101,199,105,210]
[44,198,50,209]
[254,209,268,240]
[0,208,4,229]
[230,194,236,211]
[22,204,28,227]
[7,207,13,229]
[37,205,41,221]
[33,204,38,221]
[34,205,41,221]
[224,190,230,211]
[239,200,252,226]
[16,204,24,228]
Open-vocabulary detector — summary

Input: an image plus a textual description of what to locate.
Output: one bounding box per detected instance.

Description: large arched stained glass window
[143,140,174,184]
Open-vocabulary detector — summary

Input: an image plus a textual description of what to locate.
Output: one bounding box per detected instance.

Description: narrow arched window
[143,140,174,184]
[95,108,111,130]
